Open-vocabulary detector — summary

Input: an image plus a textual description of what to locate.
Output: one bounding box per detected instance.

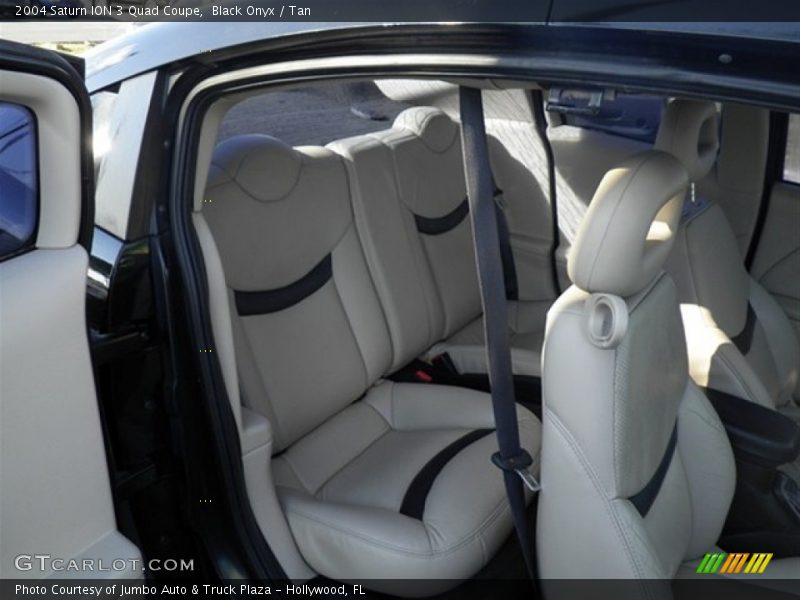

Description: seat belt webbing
[458,86,539,583]
[494,194,519,301]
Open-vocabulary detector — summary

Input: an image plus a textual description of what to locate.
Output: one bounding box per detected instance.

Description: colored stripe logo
[696,552,773,574]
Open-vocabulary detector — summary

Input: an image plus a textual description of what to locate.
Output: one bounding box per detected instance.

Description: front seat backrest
[539,150,738,588]
[657,99,800,411]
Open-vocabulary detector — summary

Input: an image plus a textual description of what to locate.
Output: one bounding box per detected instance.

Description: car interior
[3,45,799,595]
[182,76,800,595]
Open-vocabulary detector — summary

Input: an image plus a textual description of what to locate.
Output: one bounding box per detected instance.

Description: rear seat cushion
[426,300,550,377]
[273,381,541,594]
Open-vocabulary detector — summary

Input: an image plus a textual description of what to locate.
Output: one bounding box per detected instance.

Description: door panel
[0,48,142,579]
[1,248,141,579]
[751,182,800,339]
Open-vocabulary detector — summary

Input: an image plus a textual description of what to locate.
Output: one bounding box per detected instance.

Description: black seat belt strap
[459,86,539,582]
[493,191,519,301]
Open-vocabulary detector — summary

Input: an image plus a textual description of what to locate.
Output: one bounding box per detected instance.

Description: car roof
[85,22,368,92]
[85,21,800,93]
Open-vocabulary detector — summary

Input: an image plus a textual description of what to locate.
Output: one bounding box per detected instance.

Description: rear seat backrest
[327,131,444,370]
[329,107,482,371]
[386,108,483,337]
[203,135,392,451]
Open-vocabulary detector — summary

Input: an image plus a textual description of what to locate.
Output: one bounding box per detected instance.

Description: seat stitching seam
[683,214,703,310]
[626,273,665,313]
[235,143,304,202]
[715,346,773,408]
[674,418,696,561]
[613,342,620,499]
[233,312,289,450]
[383,137,443,352]
[682,405,725,435]
[389,382,397,428]
[546,408,649,590]
[756,245,800,284]
[329,226,371,391]
[747,293,788,401]
[336,139,402,368]
[291,424,533,555]
[286,493,512,558]
[584,154,651,290]
[309,420,392,497]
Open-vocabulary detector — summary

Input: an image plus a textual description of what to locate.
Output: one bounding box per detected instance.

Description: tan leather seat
[538,149,799,593]
[657,100,800,428]
[200,134,540,595]
[329,107,548,377]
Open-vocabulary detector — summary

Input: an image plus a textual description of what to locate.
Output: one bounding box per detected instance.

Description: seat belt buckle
[517,469,541,493]
[493,187,506,209]
[432,352,459,376]
[414,369,433,383]
[492,450,541,493]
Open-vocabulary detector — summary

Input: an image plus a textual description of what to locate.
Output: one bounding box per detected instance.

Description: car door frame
[0,41,95,253]
[0,40,144,581]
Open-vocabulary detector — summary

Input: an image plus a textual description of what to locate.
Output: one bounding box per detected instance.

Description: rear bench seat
[329,107,549,377]
[200,134,540,594]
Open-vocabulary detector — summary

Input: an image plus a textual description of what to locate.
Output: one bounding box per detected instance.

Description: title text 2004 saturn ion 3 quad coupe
[1,19,799,600]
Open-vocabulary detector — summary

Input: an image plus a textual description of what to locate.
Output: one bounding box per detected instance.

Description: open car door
[0,41,141,580]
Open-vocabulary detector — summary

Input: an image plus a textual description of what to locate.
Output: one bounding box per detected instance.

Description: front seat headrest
[655,98,720,182]
[568,151,688,297]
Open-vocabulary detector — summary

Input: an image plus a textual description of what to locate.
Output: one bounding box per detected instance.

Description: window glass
[0,102,37,258]
[91,90,119,181]
[218,81,413,146]
[564,93,666,144]
[91,72,157,240]
[784,114,800,183]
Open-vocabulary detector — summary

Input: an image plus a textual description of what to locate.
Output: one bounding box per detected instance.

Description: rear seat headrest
[655,99,720,182]
[208,134,303,202]
[393,106,459,153]
[568,151,688,297]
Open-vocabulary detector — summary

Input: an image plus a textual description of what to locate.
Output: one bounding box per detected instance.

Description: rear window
[218,81,413,146]
[0,102,37,259]
[563,93,666,144]
[784,114,800,184]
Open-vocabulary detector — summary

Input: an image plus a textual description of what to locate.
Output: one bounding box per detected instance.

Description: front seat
[537,150,799,595]
[656,99,800,425]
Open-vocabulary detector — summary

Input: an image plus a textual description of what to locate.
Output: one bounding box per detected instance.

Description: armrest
[705,388,800,469]
[240,406,273,455]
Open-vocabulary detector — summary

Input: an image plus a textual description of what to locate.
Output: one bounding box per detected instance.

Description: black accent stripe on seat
[234,254,332,316]
[413,188,503,237]
[399,428,494,519]
[413,197,470,235]
[629,423,678,517]
[731,303,757,355]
